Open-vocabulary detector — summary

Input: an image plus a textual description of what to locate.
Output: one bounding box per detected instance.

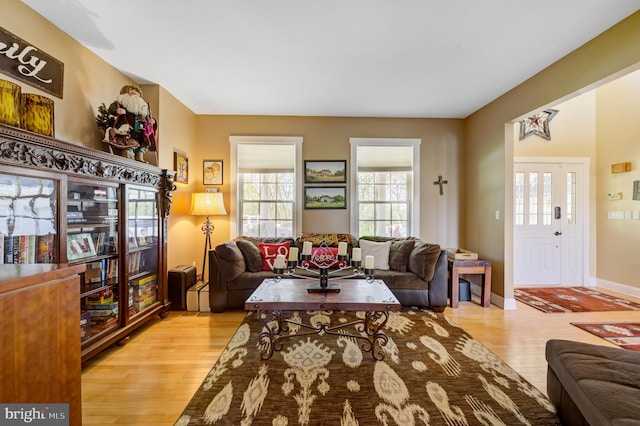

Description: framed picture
[203,160,223,185]
[67,233,97,261]
[304,160,347,184]
[173,152,188,183]
[304,186,347,209]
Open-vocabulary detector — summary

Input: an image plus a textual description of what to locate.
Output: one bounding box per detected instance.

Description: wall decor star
[519,109,558,141]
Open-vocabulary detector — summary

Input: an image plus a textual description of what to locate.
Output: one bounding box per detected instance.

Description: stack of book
[83,287,118,332]
[131,274,157,313]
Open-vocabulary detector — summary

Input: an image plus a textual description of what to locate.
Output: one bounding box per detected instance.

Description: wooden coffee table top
[245,278,401,312]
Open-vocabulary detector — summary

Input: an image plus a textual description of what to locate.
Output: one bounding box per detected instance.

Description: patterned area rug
[571,322,640,351]
[514,287,640,313]
[175,308,559,425]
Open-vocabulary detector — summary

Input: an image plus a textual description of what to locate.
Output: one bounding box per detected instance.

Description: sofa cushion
[257,242,291,271]
[358,239,391,270]
[408,241,441,281]
[215,242,246,281]
[236,239,263,272]
[388,239,415,272]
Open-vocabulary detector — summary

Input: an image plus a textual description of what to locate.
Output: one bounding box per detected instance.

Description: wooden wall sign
[0,26,64,99]
[611,162,632,173]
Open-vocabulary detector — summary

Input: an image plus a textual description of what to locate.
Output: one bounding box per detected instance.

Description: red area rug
[514,287,640,313]
[571,322,640,351]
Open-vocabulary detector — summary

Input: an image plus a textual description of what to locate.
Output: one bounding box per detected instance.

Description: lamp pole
[200,215,214,281]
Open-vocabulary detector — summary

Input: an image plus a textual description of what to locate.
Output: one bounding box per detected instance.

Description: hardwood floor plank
[81,289,640,425]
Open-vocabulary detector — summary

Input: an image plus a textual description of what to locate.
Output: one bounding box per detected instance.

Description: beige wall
[513,92,599,282]
[466,11,640,304]
[596,70,640,287]
[4,0,135,148]
[3,0,204,275]
[192,115,465,254]
[7,0,640,295]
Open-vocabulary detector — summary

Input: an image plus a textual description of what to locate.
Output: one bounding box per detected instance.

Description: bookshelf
[0,124,176,362]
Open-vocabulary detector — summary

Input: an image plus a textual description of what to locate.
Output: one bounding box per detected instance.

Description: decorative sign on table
[0,26,64,99]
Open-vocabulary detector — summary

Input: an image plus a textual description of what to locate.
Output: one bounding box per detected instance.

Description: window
[349,138,420,238]
[230,136,303,238]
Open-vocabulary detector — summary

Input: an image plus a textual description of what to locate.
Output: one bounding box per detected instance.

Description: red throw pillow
[300,247,347,269]
[258,242,291,271]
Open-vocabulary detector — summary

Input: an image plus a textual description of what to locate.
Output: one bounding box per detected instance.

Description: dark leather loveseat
[207,233,448,313]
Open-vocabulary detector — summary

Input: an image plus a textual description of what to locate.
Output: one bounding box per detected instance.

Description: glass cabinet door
[0,172,57,264]
[127,186,159,316]
[68,182,120,342]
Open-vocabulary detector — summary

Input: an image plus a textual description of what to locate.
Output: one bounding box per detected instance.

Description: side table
[448,258,492,308]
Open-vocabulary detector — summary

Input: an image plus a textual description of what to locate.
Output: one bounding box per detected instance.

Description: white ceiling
[23,1,640,118]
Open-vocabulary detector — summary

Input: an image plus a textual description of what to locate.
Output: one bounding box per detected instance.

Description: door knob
[554,231,562,236]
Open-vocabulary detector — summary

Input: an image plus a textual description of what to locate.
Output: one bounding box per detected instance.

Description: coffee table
[245,278,400,360]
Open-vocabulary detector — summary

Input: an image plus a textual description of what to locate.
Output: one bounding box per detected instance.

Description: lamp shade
[190,192,227,216]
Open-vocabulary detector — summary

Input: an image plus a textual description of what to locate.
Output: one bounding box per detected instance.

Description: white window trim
[349,137,421,238]
[229,135,303,239]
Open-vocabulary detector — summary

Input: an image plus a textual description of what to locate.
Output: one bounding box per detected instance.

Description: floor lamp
[190,191,227,281]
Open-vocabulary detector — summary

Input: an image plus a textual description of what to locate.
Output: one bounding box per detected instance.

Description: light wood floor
[81,287,640,425]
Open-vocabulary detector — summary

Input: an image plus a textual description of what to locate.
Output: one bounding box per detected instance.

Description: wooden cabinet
[0,124,176,362]
[0,263,86,426]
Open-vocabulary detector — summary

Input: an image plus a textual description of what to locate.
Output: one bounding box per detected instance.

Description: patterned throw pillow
[257,242,290,271]
[299,233,354,247]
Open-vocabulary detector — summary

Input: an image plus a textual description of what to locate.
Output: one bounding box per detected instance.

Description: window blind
[357,145,413,172]
[237,144,296,173]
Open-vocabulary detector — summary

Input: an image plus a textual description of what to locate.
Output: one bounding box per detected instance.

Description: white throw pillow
[358,239,391,270]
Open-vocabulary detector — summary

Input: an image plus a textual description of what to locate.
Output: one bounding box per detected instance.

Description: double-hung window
[230,136,303,238]
[350,138,420,238]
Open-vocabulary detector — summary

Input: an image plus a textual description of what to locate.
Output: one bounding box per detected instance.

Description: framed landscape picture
[304,186,347,209]
[203,160,223,185]
[304,160,347,184]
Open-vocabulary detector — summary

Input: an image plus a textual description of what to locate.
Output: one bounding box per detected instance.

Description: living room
[2,1,640,425]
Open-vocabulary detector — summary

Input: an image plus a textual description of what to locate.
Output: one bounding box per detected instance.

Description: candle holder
[364,268,375,282]
[277,240,368,293]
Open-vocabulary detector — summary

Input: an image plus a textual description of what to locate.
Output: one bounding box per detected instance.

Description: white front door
[514,161,585,286]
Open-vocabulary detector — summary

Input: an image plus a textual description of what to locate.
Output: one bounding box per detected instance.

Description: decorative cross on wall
[433,175,448,196]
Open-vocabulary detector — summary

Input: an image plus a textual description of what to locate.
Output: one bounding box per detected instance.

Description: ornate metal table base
[256,310,391,361]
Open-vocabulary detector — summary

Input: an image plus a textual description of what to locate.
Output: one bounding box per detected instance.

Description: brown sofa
[207,233,448,313]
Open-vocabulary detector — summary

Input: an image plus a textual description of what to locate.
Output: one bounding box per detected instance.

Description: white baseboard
[595,279,640,299]
[468,282,517,310]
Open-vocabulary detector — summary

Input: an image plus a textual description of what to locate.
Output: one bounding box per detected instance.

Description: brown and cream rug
[175,308,559,425]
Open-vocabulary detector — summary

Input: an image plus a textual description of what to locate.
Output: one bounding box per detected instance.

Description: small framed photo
[203,160,223,185]
[173,152,188,184]
[304,186,347,209]
[67,233,97,261]
[304,160,347,184]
